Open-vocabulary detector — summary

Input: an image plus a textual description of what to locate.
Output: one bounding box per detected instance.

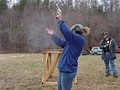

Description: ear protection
[74,26,82,34]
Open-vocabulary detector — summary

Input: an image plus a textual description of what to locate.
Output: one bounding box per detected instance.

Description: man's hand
[56,12,62,20]
[46,28,54,35]
[104,44,109,48]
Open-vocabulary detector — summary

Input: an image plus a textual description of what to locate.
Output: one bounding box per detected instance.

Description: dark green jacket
[99,38,117,60]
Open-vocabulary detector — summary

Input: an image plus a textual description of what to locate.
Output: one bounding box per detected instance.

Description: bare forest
[0,0,120,53]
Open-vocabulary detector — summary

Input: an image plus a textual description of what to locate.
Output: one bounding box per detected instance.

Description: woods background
[0,0,120,53]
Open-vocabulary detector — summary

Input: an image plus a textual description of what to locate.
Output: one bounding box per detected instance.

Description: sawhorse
[42,49,77,85]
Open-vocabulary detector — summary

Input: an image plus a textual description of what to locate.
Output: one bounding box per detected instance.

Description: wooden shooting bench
[41,49,77,86]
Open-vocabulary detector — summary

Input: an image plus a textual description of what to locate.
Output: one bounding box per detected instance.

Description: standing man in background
[99,32,118,78]
[46,12,90,90]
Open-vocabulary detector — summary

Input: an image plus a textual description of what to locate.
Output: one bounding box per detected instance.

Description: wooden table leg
[48,53,60,76]
[42,53,49,84]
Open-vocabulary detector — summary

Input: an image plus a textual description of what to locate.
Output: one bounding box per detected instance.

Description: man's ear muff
[75,26,81,32]
[75,26,82,34]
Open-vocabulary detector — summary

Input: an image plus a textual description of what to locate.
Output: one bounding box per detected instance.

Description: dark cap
[102,32,109,35]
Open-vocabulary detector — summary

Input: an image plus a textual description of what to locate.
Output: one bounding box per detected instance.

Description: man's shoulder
[110,38,115,42]
[75,34,85,41]
[100,39,104,42]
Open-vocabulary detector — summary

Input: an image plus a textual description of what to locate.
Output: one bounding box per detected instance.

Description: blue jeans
[104,52,117,75]
[58,71,76,90]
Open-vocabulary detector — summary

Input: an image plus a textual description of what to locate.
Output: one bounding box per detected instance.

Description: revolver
[55,4,62,14]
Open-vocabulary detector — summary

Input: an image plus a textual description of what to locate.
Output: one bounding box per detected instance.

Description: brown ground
[0,53,120,90]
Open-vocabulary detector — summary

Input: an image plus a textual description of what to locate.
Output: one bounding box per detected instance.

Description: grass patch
[0,53,120,90]
[28,63,41,69]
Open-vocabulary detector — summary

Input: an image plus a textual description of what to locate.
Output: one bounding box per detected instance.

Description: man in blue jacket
[46,13,90,90]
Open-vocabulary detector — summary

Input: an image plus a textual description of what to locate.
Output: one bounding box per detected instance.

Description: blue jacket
[52,20,85,73]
